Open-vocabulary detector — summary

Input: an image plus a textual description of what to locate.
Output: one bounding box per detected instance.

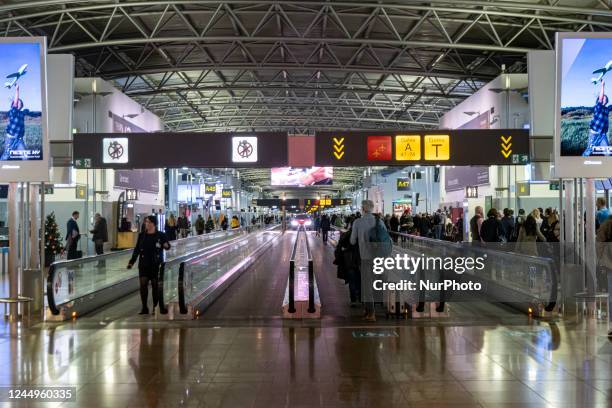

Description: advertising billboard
[555,32,612,177]
[271,167,333,186]
[0,38,49,182]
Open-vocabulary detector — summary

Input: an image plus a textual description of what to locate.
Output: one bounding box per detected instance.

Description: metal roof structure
[2,0,611,190]
[3,0,611,135]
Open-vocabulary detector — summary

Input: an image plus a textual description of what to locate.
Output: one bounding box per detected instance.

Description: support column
[7,183,19,319]
[564,180,575,264]
[28,183,39,269]
[584,179,597,297]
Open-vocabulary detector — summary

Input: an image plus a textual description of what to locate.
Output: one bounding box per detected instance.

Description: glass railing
[46,230,243,315]
[390,232,558,310]
[158,227,263,314]
[176,225,282,316]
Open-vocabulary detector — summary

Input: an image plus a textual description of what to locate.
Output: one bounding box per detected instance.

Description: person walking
[127,216,171,315]
[500,208,515,242]
[516,215,546,256]
[597,197,610,230]
[65,211,81,260]
[480,208,504,243]
[314,215,321,237]
[194,214,205,235]
[90,213,108,267]
[399,209,413,241]
[389,214,399,242]
[320,214,331,244]
[350,200,378,322]
[177,212,190,238]
[470,206,484,242]
[164,213,178,241]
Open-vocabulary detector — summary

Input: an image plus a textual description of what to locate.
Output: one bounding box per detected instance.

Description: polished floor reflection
[2,318,612,407]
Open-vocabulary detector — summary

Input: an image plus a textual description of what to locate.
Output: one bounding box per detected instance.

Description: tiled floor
[3,234,612,407]
[1,320,612,407]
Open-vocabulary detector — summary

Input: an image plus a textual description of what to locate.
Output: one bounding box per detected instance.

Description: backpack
[369,215,393,258]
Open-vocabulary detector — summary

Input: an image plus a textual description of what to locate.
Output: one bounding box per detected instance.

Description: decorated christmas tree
[44,212,63,265]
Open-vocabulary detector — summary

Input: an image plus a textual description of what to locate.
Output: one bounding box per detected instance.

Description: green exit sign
[549,181,561,191]
[74,158,92,169]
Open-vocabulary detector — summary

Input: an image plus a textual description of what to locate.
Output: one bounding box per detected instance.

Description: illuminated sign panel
[222,189,232,198]
[367,136,392,161]
[396,178,411,191]
[315,130,529,166]
[204,184,217,194]
[395,135,421,161]
[424,135,450,161]
[232,136,258,163]
[103,137,129,164]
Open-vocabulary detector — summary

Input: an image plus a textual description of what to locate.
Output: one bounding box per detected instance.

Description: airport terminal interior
[2,1,612,407]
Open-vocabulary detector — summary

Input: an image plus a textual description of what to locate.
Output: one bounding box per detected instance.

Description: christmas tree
[44,212,64,261]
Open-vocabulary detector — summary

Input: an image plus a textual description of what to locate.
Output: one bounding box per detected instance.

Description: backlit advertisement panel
[0,38,49,182]
[555,32,612,177]
[271,167,333,186]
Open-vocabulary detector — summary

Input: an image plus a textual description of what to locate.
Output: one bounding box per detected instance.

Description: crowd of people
[164,211,261,239]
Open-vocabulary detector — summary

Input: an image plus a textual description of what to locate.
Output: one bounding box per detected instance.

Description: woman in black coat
[128,216,171,315]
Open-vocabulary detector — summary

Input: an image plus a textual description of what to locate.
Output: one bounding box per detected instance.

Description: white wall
[440,74,529,130]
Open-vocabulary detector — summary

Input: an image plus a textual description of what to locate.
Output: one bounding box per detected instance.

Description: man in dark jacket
[389,214,400,242]
[470,206,484,242]
[480,208,504,243]
[66,211,81,260]
[500,208,515,242]
[90,213,108,267]
[320,214,331,243]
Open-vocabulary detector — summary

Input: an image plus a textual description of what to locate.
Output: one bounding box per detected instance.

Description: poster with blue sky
[0,41,43,160]
[560,37,612,156]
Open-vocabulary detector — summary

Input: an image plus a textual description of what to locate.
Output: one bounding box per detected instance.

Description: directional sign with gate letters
[315,130,529,166]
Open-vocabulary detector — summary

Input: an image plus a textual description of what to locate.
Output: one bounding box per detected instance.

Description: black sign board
[222,189,232,198]
[465,186,479,198]
[396,178,411,191]
[315,129,530,166]
[74,132,288,169]
[205,184,217,194]
[126,188,139,201]
[254,199,299,207]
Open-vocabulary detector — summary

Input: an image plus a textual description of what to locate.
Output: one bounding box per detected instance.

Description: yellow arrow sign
[500,135,512,158]
[332,137,345,160]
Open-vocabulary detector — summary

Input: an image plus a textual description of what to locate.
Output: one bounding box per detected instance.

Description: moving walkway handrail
[288,226,301,314]
[46,230,241,315]
[176,224,280,315]
[389,231,558,310]
[287,226,315,314]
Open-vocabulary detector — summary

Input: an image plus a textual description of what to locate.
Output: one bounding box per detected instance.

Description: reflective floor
[3,234,612,407]
[2,320,612,407]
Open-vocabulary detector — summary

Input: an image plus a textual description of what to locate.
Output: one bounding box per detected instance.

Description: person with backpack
[500,208,515,242]
[127,216,171,315]
[350,200,392,322]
